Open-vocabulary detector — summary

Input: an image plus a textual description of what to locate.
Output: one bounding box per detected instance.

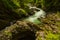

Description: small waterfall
[25,6,46,24]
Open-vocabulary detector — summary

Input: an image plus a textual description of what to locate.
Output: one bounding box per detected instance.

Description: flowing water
[25,7,46,24]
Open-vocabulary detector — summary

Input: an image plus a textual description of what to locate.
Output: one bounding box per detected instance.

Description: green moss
[46,33,59,40]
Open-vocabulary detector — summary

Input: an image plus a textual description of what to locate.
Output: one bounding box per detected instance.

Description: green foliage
[46,33,59,40]
[1,0,60,16]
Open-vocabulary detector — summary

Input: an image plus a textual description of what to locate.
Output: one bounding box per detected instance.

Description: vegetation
[0,0,60,40]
